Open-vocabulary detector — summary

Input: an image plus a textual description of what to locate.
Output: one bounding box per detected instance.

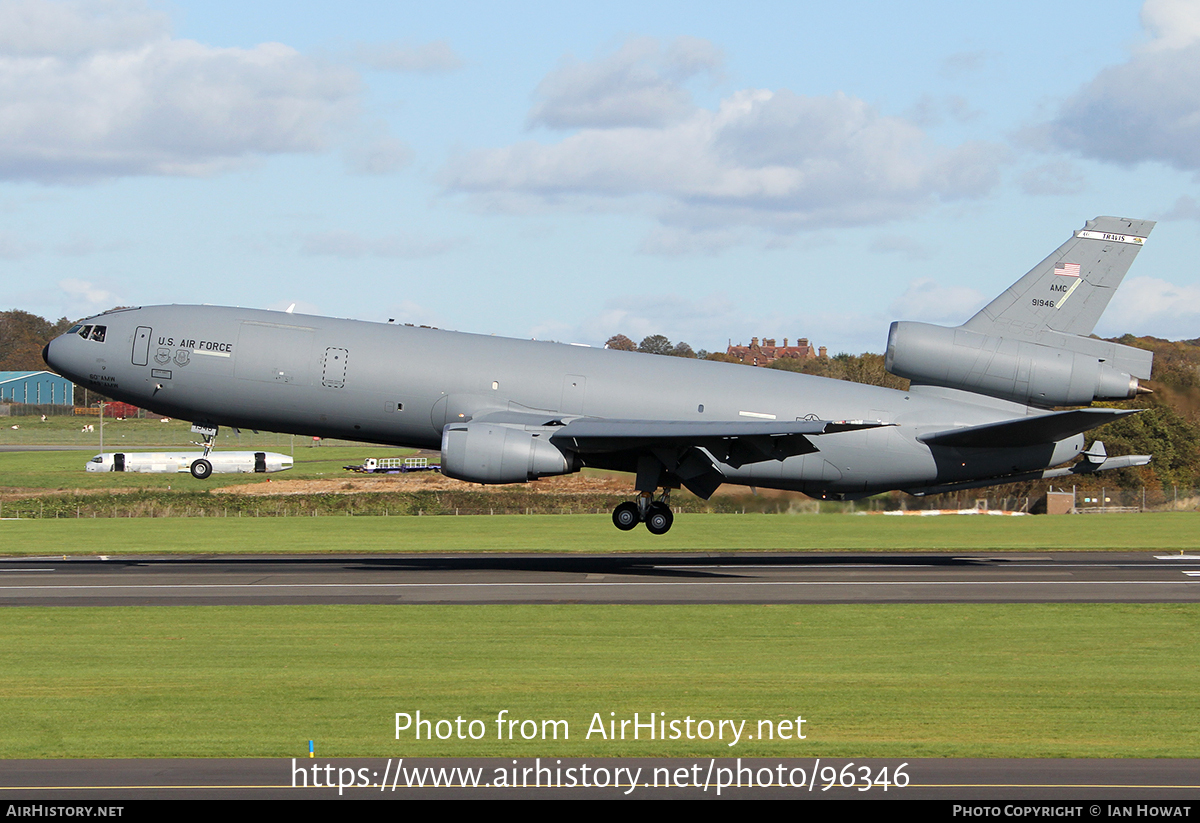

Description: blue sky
[2,0,1199,354]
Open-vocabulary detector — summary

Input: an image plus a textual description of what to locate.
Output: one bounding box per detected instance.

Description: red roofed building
[726,337,827,367]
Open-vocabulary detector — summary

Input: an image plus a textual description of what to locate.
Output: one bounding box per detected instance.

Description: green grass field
[2,512,1197,555]
[0,604,1195,759]
[0,445,409,490]
[0,413,376,450]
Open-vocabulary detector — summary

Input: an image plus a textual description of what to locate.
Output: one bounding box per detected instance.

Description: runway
[1,551,1198,605]
[0,757,1197,800]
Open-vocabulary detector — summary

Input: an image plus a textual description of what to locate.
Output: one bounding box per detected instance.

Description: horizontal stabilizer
[917,408,1139,448]
[906,448,1149,496]
[1046,451,1150,476]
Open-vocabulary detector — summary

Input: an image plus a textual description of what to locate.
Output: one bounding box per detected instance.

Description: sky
[2,0,1200,355]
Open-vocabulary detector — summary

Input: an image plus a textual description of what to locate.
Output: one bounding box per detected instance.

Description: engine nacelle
[886,321,1151,408]
[441,422,575,484]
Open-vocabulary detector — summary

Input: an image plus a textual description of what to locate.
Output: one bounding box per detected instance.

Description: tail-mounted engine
[441,422,575,484]
[885,321,1152,408]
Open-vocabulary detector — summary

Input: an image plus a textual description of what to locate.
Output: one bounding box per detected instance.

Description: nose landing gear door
[132,327,152,366]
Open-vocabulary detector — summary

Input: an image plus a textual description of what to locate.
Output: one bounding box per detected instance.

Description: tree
[604,334,636,351]
[638,335,673,355]
[0,310,73,371]
[766,351,908,390]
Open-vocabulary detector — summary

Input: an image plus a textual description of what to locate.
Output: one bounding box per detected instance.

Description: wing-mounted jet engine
[441,420,576,484]
[885,217,1155,408]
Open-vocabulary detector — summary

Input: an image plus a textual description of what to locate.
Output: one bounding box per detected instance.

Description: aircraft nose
[42,335,77,379]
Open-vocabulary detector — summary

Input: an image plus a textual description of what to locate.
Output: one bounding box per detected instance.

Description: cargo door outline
[323,348,349,388]
[131,327,152,367]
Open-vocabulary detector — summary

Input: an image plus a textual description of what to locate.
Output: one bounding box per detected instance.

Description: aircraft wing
[917,408,1139,448]
[542,417,883,500]
[550,418,883,457]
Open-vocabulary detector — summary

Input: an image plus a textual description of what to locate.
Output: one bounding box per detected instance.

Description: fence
[0,403,75,417]
[1,487,1196,520]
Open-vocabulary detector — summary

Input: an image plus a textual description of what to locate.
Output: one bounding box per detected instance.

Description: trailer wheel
[190,459,213,480]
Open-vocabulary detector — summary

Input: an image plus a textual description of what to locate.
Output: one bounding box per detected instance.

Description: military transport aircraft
[44,216,1153,534]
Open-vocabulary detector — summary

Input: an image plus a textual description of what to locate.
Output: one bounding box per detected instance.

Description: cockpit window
[67,324,82,335]
[74,324,107,342]
[90,456,103,463]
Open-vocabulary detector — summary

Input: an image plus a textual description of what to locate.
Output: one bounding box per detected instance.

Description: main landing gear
[612,490,674,535]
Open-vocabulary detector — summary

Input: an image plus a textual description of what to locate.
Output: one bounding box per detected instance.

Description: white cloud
[58,277,120,317]
[445,46,1006,243]
[0,0,360,182]
[1094,275,1200,338]
[299,230,461,258]
[1044,0,1200,170]
[353,40,463,73]
[1141,0,1200,50]
[528,36,722,129]
[888,277,985,325]
[0,0,169,57]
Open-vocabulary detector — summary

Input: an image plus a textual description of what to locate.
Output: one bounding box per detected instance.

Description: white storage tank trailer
[86,451,293,478]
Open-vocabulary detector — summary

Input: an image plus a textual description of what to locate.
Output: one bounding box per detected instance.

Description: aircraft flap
[917,408,1140,448]
[549,418,886,456]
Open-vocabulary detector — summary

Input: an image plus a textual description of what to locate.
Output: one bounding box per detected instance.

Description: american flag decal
[1054,262,1081,277]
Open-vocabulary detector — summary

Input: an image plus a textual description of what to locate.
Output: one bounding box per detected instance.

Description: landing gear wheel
[645,503,674,535]
[612,501,640,531]
[190,458,213,480]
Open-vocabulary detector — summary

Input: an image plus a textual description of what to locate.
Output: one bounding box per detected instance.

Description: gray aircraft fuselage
[43,303,1080,498]
[43,217,1155,514]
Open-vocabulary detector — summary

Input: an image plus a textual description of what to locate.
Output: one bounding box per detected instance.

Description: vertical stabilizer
[962,216,1153,338]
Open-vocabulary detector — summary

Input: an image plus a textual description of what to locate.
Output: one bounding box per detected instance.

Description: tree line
[0,310,73,371]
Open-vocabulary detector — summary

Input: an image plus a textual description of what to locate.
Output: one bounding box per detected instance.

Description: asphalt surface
[0,757,1196,800]
[0,551,1198,605]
